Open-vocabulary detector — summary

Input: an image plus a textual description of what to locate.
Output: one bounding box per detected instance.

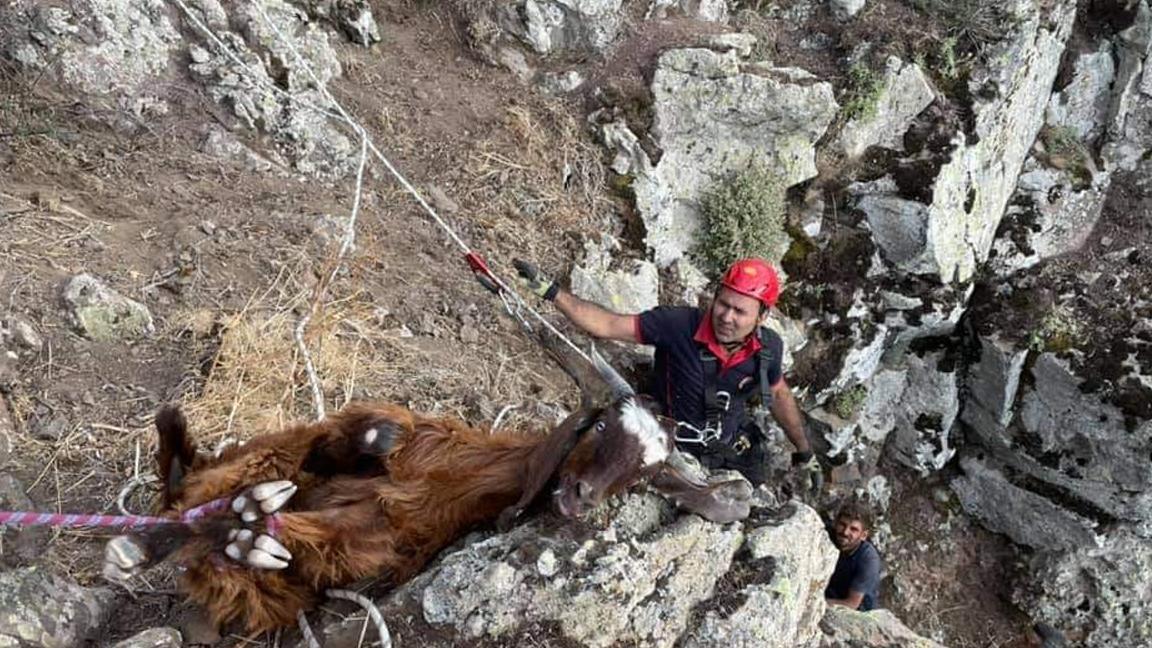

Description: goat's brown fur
[154,402,581,632]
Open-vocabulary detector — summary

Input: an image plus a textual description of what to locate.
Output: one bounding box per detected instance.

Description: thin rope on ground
[297,609,322,648]
[325,588,393,648]
[174,0,593,368]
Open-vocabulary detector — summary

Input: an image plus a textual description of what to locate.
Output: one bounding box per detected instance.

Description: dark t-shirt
[636,306,783,444]
[825,539,881,611]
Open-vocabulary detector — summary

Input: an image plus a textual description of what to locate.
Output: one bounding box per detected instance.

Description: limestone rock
[647,0,729,23]
[0,567,113,647]
[111,627,183,648]
[61,273,155,341]
[516,0,624,55]
[1,0,179,114]
[570,236,660,315]
[1018,527,1152,647]
[302,0,381,45]
[604,47,837,267]
[316,498,842,647]
[0,474,50,565]
[828,0,865,19]
[952,456,1099,551]
[853,0,1075,281]
[186,0,359,178]
[816,350,956,474]
[961,335,1028,438]
[200,125,282,173]
[990,161,1107,275]
[966,349,1152,524]
[1046,42,1115,142]
[818,606,945,647]
[883,351,958,474]
[851,177,935,274]
[1102,0,1152,170]
[839,57,934,158]
[683,504,838,648]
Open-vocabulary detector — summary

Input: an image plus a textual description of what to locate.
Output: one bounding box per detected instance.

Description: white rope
[297,609,322,648]
[325,588,393,648]
[169,0,593,368]
[491,404,518,433]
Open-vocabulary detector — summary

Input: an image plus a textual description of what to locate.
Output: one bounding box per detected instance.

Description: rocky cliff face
[1,0,1148,645]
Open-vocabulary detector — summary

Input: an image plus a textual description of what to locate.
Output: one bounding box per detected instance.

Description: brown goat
[103,348,751,634]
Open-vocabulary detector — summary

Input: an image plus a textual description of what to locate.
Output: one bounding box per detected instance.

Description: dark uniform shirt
[635,306,784,444]
[824,539,881,611]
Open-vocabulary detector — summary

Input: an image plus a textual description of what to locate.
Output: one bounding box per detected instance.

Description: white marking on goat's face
[618,398,669,467]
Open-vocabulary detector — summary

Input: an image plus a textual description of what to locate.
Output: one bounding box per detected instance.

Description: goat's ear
[154,405,196,508]
[650,454,753,524]
[497,406,598,531]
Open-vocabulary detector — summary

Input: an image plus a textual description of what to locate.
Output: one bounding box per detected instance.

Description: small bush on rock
[696,163,787,274]
[830,384,869,419]
[841,62,885,121]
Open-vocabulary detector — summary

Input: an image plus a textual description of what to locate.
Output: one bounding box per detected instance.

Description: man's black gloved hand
[792,450,824,495]
[513,259,560,301]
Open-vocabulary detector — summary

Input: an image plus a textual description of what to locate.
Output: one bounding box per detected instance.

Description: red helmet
[720,258,780,307]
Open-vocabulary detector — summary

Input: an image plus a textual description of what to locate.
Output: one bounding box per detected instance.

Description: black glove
[513,259,560,301]
[792,451,824,494]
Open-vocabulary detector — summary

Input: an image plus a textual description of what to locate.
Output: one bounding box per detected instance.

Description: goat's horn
[590,344,635,399]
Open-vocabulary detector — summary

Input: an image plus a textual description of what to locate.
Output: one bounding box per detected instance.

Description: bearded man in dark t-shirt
[515,257,820,487]
[825,500,882,611]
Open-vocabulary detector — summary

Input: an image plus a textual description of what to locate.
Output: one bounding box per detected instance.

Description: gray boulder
[1046,42,1116,142]
[187,0,358,179]
[952,457,1100,551]
[0,567,114,647]
[514,0,624,55]
[647,0,729,22]
[990,162,1106,275]
[570,236,660,315]
[838,57,935,159]
[681,504,837,648]
[603,47,837,267]
[110,627,183,648]
[1018,527,1152,647]
[1103,0,1152,170]
[0,474,51,565]
[316,497,839,647]
[61,273,154,341]
[853,0,1076,281]
[2,0,179,114]
[817,606,945,647]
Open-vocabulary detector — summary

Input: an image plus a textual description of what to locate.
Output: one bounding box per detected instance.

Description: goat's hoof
[360,420,399,455]
[225,530,291,570]
[103,536,147,581]
[232,480,297,521]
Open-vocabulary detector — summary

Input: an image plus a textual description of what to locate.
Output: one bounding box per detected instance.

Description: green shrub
[695,163,787,274]
[841,62,885,121]
[1028,306,1083,353]
[830,384,869,419]
[1041,126,1094,189]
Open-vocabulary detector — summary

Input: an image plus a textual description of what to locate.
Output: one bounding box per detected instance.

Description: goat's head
[507,341,750,526]
[553,347,673,518]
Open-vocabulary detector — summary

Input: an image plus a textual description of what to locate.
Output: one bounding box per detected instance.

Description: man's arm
[553,289,639,342]
[769,378,811,454]
[826,591,865,610]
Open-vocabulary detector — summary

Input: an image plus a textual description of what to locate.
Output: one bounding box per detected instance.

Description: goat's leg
[104,480,300,582]
[177,406,411,505]
[300,409,406,476]
[104,522,202,582]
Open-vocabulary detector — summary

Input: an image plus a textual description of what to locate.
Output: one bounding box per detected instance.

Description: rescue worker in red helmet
[515,257,820,489]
